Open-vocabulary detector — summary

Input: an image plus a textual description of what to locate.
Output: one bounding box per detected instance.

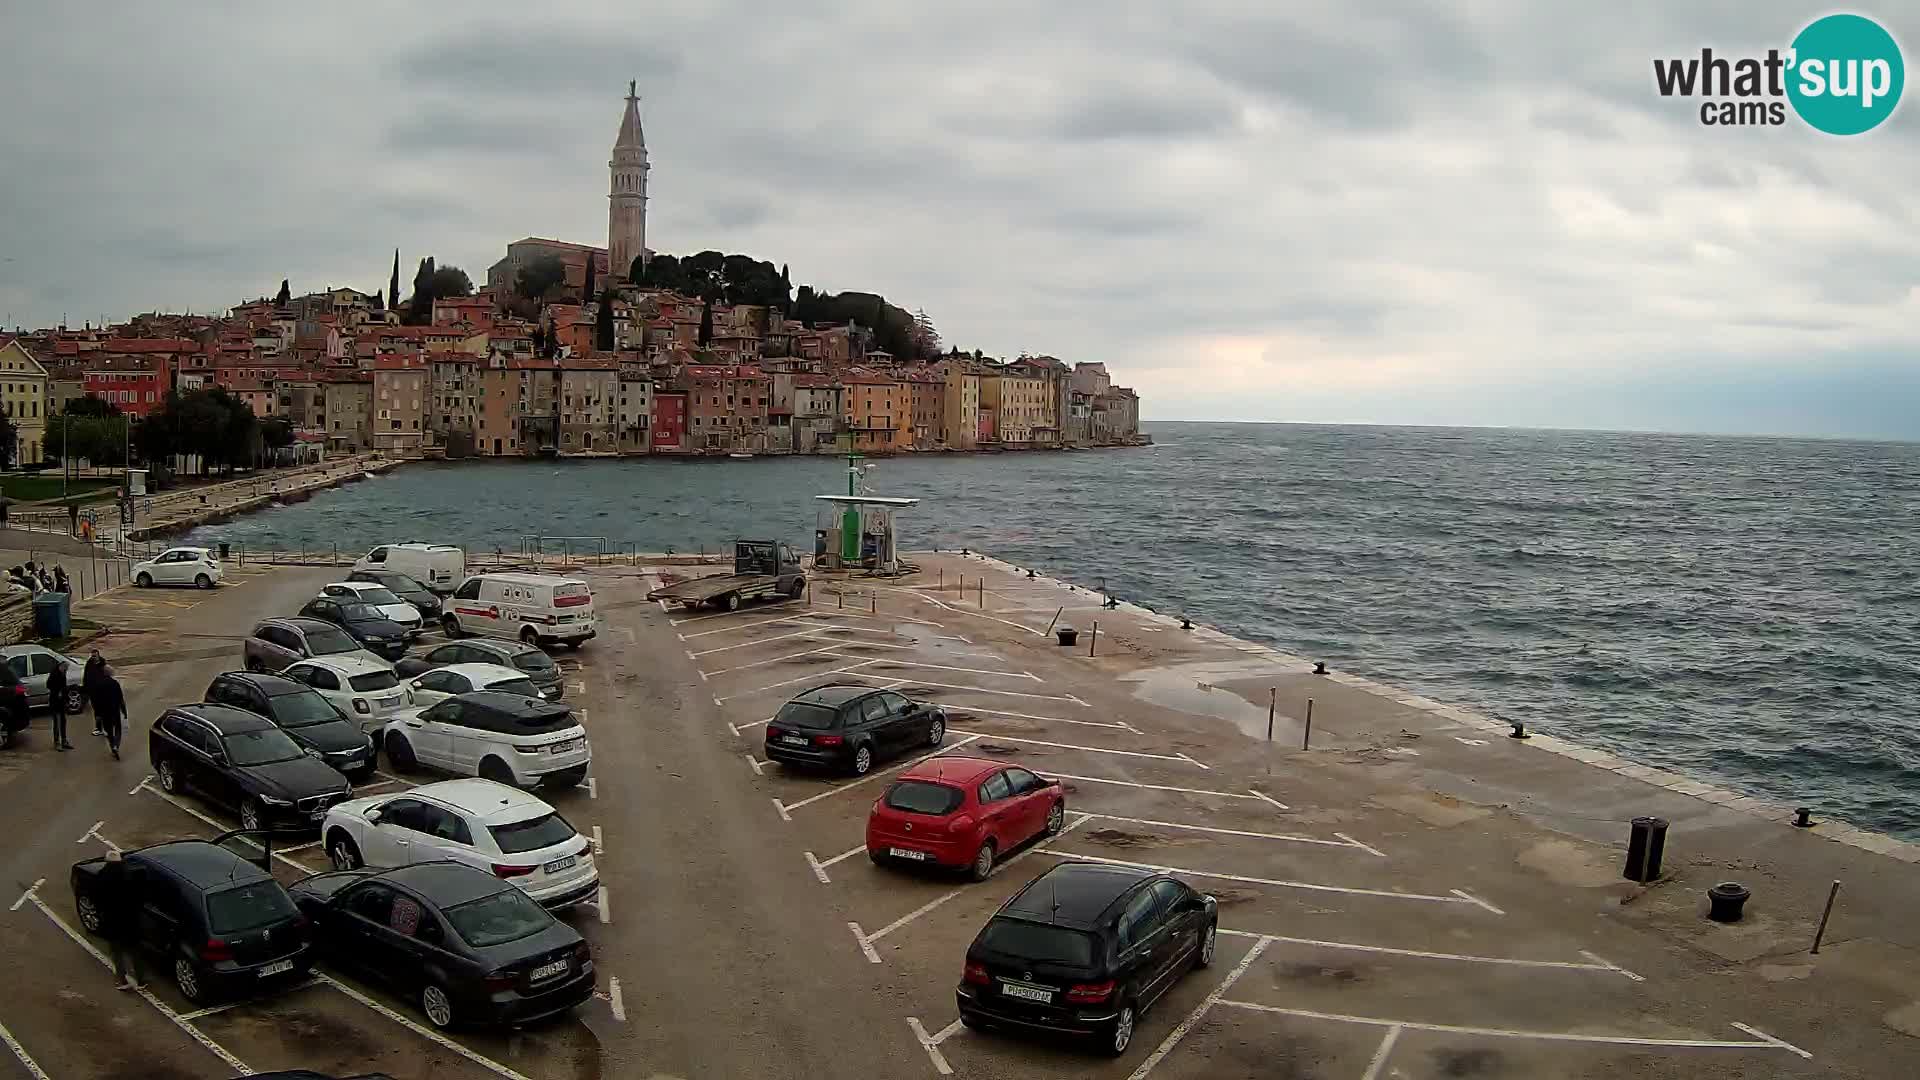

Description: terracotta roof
[100,338,195,353]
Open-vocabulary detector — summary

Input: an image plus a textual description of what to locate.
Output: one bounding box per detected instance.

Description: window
[860,697,890,725]
[1005,767,1042,795]
[884,781,964,815]
[344,882,397,925]
[444,888,552,948]
[1150,879,1188,918]
[1118,888,1160,948]
[416,803,473,844]
[978,918,1094,966]
[206,881,298,934]
[978,771,1013,803]
[489,812,576,854]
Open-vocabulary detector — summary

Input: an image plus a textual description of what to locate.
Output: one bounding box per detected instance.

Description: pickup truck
[649,540,808,612]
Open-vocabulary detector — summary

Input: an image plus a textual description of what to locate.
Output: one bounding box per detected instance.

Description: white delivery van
[352,543,466,594]
[442,572,597,650]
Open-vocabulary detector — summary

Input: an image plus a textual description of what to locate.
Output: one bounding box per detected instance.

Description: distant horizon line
[1138,418,1919,447]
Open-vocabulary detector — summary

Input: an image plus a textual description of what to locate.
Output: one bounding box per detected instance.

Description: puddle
[1120,660,1300,740]
[977,743,1021,755]
[1276,962,1362,985]
[1083,827,1200,848]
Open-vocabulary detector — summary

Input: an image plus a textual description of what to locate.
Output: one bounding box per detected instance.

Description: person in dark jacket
[96,849,144,990]
[84,652,106,737]
[90,668,126,760]
[47,659,72,751]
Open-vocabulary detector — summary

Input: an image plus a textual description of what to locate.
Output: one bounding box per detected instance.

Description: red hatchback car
[867,757,1067,880]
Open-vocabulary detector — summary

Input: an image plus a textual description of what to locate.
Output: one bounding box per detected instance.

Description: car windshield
[512,650,554,673]
[348,670,399,692]
[885,781,965,815]
[486,676,541,697]
[489,812,577,854]
[353,586,403,606]
[339,603,385,623]
[445,888,554,948]
[270,689,343,727]
[979,917,1096,966]
[382,573,428,593]
[206,880,298,934]
[221,726,307,766]
[306,628,360,656]
[775,701,839,729]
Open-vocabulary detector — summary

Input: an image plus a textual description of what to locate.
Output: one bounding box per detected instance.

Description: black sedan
[957,862,1218,1057]
[150,703,355,832]
[347,569,443,620]
[297,597,411,661]
[205,672,379,780]
[72,833,313,1004]
[290,861,595,1029]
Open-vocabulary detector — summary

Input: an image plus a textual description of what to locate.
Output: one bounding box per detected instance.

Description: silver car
[0,645,87,713]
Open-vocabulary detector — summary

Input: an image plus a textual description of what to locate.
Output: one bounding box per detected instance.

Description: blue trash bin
[32,592,70,639]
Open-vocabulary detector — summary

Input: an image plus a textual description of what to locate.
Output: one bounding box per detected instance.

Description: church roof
[615,82,645,149]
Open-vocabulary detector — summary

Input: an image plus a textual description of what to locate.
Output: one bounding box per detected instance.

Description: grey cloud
[382,110,578,156]
[1049,93,1242,141]
[397,27,682,99]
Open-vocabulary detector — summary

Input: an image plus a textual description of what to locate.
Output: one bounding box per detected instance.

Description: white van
[443,572,597,650]
[352,543,466,594]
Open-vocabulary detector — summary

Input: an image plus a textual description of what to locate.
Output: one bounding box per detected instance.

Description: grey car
[392,640,564,700]
[0,645,87,713]
[244,617,378,674]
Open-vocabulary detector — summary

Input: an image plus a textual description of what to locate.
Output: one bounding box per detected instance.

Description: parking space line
[591,826,604,857]
[1079,814,1373,852]
[701,643,847,675]
[1214,1001,1811,1058]
[717,661,880,702]
[1041,773,1288,808]
[869,677,1088,706]
[1126,936,1273,1080]
[948,729,1206,767]
[0,1019,49,1080]
[1360,1025,1402,1080]
[774,735,987,818]
[668,603,807,627]
[945,705,1136,731]
[679,611,869,638]
[860,660,1039,681]
[316,973,539,1080]
[804,844,867,884]
[608,977,627,1022]
[744,754,765,775]
[134,783,314,875]
[907,1016,957,1076]
[691,625,893,657]
[1214,929,1641,978]
[1333,832,1388,858]
[1035,850,1498,910]
[179,978,324,1020]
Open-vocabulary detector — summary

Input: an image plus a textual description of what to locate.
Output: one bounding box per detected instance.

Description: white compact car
[132,547,224,589]
[283,655,409,732]
[319,581,423,636]
[405,662,544,707]
[319,779,599,908]
[381,690,590,790]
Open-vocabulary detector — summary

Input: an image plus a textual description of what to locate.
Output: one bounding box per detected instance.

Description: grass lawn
[0,475,121,503]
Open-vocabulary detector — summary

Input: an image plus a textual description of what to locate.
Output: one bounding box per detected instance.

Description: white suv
[283,656,408,732]
[380,690,590,790]
[405,663,546,707]
[319,779,598,908]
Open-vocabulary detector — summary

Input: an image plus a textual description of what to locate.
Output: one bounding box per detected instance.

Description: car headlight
[258,794,293,807]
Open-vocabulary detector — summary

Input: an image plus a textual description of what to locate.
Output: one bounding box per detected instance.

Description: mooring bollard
[870,594,876,613]
[1811,880,1841,953]
[1624,816,1668,883]
[1509,721,1530,739]
[1312,661,1327,675]
[1707,881,1751,923]
[1794,807,1814,828]
[1302,697,1314,750]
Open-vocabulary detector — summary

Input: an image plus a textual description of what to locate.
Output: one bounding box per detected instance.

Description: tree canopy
[636,251,790,308]
[516,256,568,303]
[134,388,266,473]
[63,394,120,418]
[46,414,128,466]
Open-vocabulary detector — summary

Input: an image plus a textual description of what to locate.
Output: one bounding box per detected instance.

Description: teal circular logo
[1787,14,1905,135]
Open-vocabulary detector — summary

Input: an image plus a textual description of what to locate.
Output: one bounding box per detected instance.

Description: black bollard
[1312,661,1327,675]
[1794,807,1814,828]
[1624,816,1668,883]
[1180,616,1192,630]
[1707,881,1751,923]
[1509,721,1530,739]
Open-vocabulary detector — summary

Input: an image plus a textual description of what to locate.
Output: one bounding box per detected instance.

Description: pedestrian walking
[85,652,106,736]
[91,667,126,760]
[53,565,70,594]
[97,849,145,991]
[47,659,72,750]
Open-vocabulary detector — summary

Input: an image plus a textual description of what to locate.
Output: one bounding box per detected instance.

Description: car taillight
[815,735,844,747]
[1066,980,1115,1003]
[482,970,517,992]
[493,863,537,878]
[573,941,592,964]
[201,938,234,963]
[353,698,371,714]
[963,962,990,986]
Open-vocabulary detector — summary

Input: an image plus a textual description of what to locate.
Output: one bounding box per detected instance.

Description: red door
[976,770,1018,850]
[1003,766,1051,842]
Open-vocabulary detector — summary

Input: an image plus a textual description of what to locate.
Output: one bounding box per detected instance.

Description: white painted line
[277,839,323,854]
[945,704,1133,730]
[733,716,774,733]
[1334,831,1388,858]
[819,844,865,868]
[0,1018,49,1080]
[690,628,844,657]
[1579,950,1646,982]
[1081,814,1363,850]
[669,603,812,628]
[1175,752,1211,770]
[949,728,1204,766]
[591,826,604,857]
[700,643,847,674]
[179,978,324,1019]
[863,659,1040,681]
[617,627,637,643]
[1246,788,1289,811]
[1037,850,1496,910]
[1216,1000,1812,1058]
[10,879,44,912]
[698,669,708,682]
[907,1016,954,1076]
[584,776,598,799]
[848,922,883,963]
[1127,936,1273,1080]
[771,797,793,822]
[805,850,832,884]
[716,660,880,702]
[570,681,587,693]
[744,754,765,776]
[1450,888,1506,915]
[713,696,724,708]
[1216,930,1640,977]
[775,735,986,816]
[129,775,153,796]
[1064,693,1089,707]
[681,612,884,640]
[1360,1024,1402,1080]
[873,677,1087,705]
[371,770,408,785]
[1043,772,1282,805]
[77,820,105,844]
[318,972,537,1080]
[596,885,611,924]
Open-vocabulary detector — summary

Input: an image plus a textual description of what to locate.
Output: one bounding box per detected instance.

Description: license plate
[259,959,294,977]
[376,696,399,709]
[781,734,808,746]
[543,855,577,873]
[1000,982,1052,1003]
[887,847,929,861]
[549,739,581,754]
[529,959,568,981]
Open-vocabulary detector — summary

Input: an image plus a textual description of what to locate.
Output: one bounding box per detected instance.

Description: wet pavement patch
[977,743,1020,755]
[1277,962,1362,985]
[1431,1046,1506,1076]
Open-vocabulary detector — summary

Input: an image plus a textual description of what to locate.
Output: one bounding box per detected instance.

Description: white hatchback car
[319,779,599,908]
[283,655,409,732]
[319,581,423,636]
[132,547,224,589]
[381,690,590,790]
[405,663,544,708]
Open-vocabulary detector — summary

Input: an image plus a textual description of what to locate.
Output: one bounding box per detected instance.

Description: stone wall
[0,588,34,645]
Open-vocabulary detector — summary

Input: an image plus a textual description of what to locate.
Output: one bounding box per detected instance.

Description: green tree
[407,257,435,323]
[389,248,401,312]
[698,301,713,346]
[516,256,568,302]
[427,265,472,299]
[0,411,15,468]
[582,257,597,306]
[64,394,120,418]
[260,418,294,461]
[595,290,615,352]
[275,279,290,305]
[47,416,128,466]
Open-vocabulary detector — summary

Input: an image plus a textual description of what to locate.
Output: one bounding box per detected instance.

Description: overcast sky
[2,2,1916,438]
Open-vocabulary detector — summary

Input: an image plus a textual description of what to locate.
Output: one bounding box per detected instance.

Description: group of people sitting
[7,561,68,595]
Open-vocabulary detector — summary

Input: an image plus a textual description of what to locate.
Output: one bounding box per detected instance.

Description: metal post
[1088,621,1098,657]
[939,567,944,590]
[837,591,843,609]
[1302,698,1314,750]
[1045,607,1063,637]
[871,593,876,613]
[1811,880,1841,954]
[978,579,984,607]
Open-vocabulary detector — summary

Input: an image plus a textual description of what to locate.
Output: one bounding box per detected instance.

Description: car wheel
[175,956,208,1004]
[786,578,804,599]
[723,592,741,612]
[868,848,888,867]
[1196,921,1217,969]
[240,800,264,832]
[421,983,456,1029]
[968,839,997,882]
[441,614,462,638]
[1102,1003,1136,1057]
[384,732,417,772]
[1045,800,1066,836]
[135,572,152,588]
[76,892,102,934]
[959,1013,987,1032]
[850,744,873,776]
[328,832,363,871]
[926,715,945,747]
[519,626,540,647]
[157,759,181,793]
[195,573,212,589]
[479,757,519,788]
[63,688,86,714]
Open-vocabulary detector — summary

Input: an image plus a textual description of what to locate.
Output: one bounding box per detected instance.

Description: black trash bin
[219,542,231,560]
[1624,816,1668,882]
[1056,628,1078,647]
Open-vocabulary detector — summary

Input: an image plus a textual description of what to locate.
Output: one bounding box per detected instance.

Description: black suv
[395,640,563,700]
[297,598,411,661]
[764,683,946,775]
[150,703,355,832]
[346,569,442,620]
[71,833,313,1004]
[205,672,378,781]
[957,862,1218,1057]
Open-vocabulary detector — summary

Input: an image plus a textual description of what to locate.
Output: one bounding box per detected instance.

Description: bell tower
[609,80,649,282]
